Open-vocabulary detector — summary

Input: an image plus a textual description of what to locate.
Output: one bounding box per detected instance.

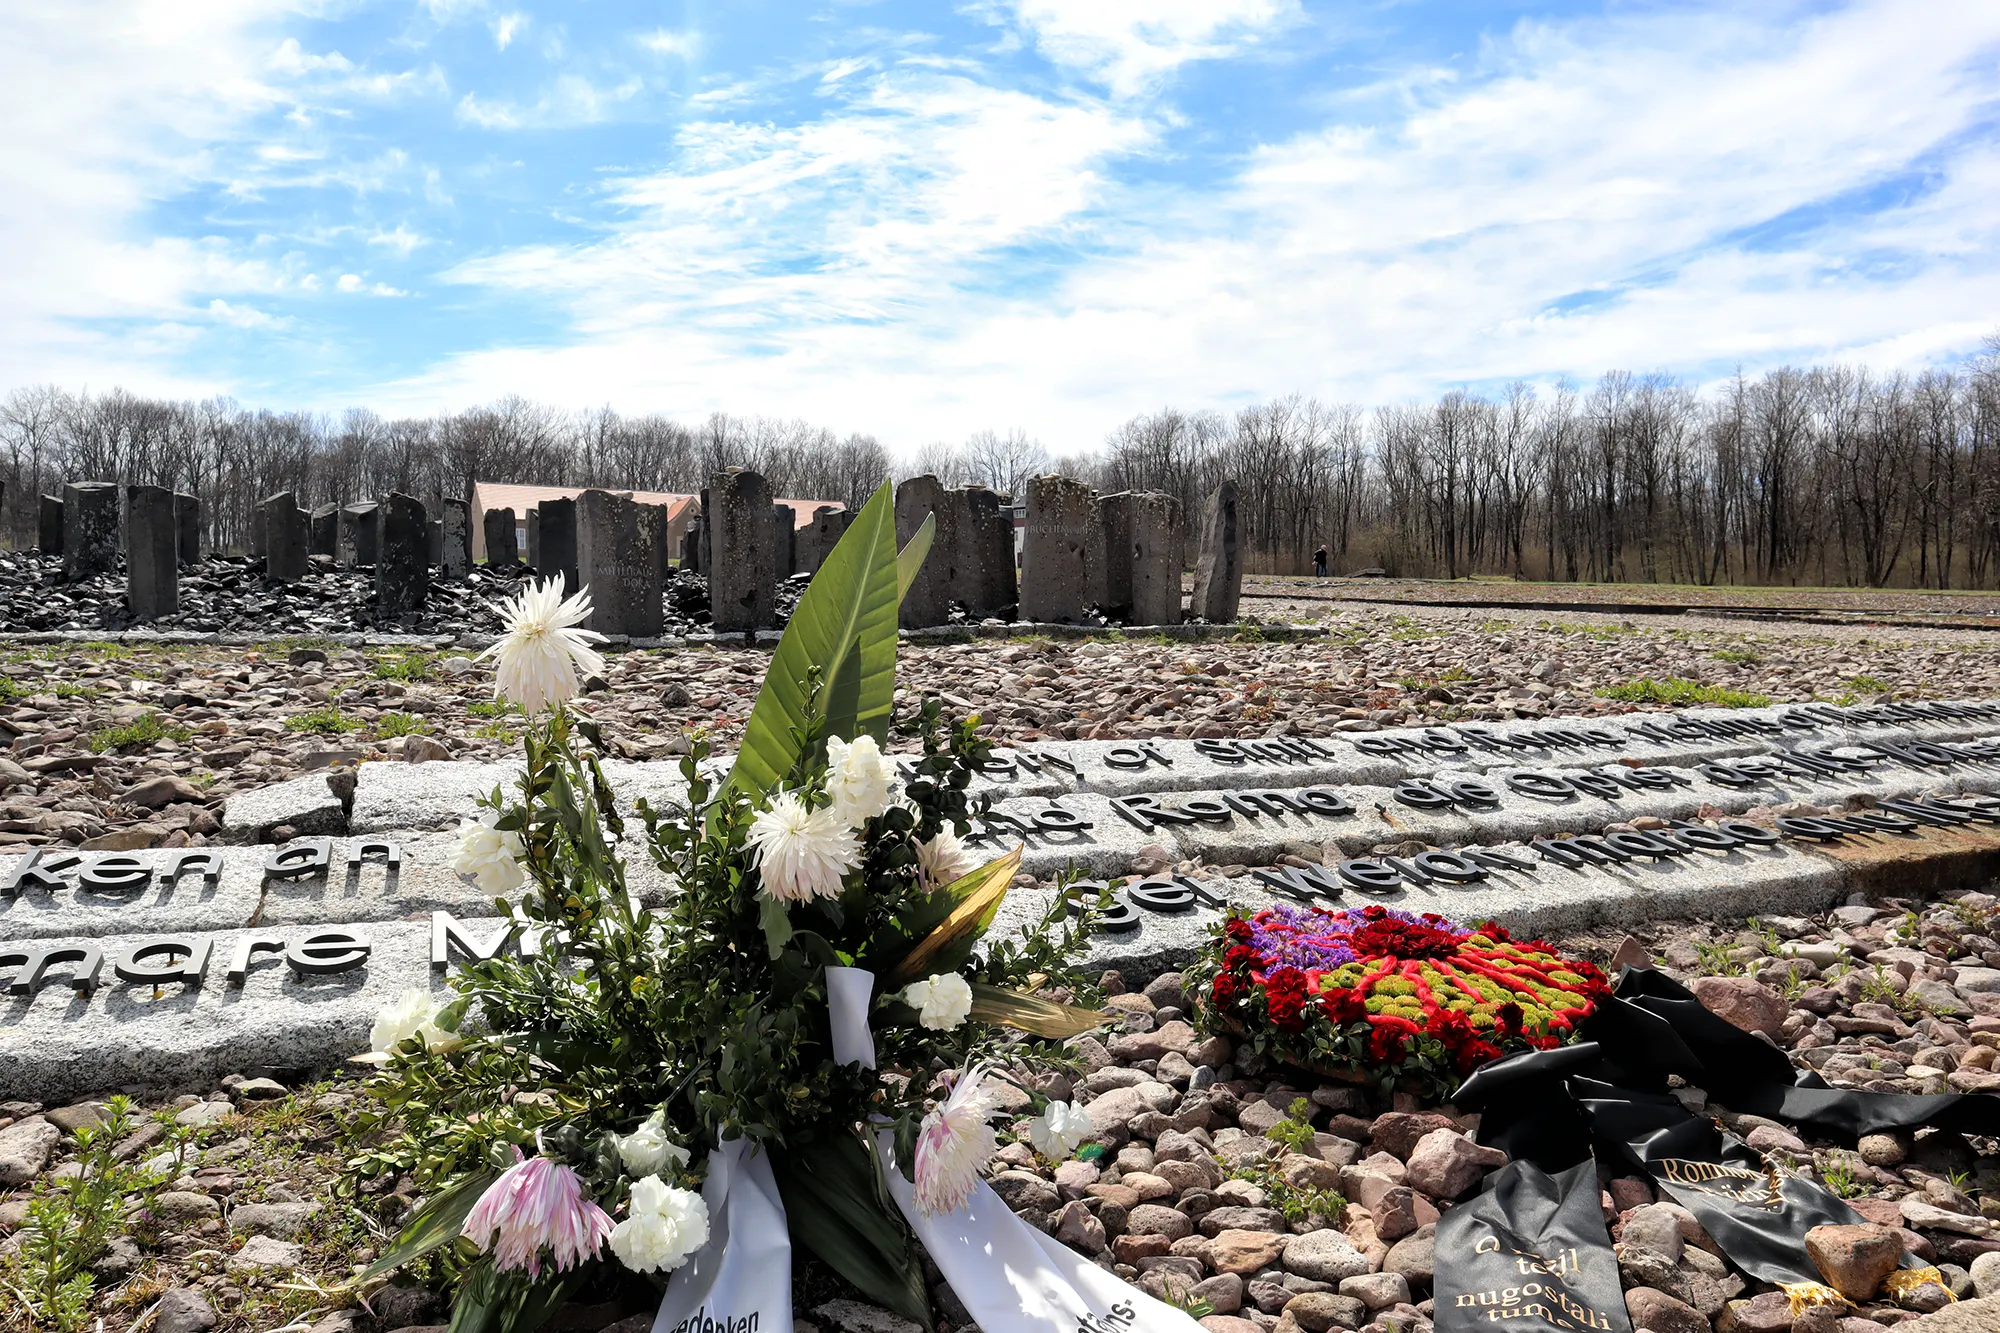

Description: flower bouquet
[1191,903,1610,1099]
[342,485,1208,1333]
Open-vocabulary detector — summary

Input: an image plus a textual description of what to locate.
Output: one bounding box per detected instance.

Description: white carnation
[748,792,863,902]
[901,973,973,1030]
[916,828,976,891]
[825,734,896,828]
[453,810,526,894]
[616,1111,691,1179]
[1027,1099,1092,1160]
[609,1175,709,1274]
[370,987,458,1054]
[477,577,607,713]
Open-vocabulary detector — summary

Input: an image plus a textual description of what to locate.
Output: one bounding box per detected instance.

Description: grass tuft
[1598,677,1771,708]
[286,705,361,735]
[88,712,190,752]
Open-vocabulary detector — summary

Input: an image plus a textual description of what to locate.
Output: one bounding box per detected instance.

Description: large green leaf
[728,483,906,800]
[967,980,1110,1038]
[883,846,1021,987]
[771,1132,931,1330]
[446,1257,586,1333]
[361,1167,500,1281]
[897,516,935,601]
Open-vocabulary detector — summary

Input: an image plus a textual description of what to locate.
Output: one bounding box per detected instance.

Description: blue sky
[4,1,1998,452]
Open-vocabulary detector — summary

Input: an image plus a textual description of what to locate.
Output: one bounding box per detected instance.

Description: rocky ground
[1,608,1997,852]
[1247,576,2000,618]
[4,893,2000,1333]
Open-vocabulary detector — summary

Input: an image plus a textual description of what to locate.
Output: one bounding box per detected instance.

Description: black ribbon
[1434,1160,1634,1333]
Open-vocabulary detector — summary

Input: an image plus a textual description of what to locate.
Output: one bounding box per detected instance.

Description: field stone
[1806,1223,1912,1300]
[1201,1206,1288,1236]
[1383,1224,1435,1289]
[1283,1229,1371,1283]
[1128,1203,1194,1240]
[228,1233,304,1272]
[230,1201,320,1238]
[1282,1292,1367,1332]
[1624,1287,1708,1333]
[1338,1271,1410,1310]
[1054,1199,1106,1254]
[1688,975,1790,1037]
[0,1118,60,1184]
[812,1300,924,1333]
[155,1190,222,1221]
[989,1170,1060,1215]
[1369,1112,1455,1159]
[1971,1250,2000,1297]
[1898,1295,2000,1330]
[1210,1228,1291,1275]
[176,1101,239,1128]
[45,1102,107,1133]
[156,1288,218,1333]
[1403,1129,1497,1199]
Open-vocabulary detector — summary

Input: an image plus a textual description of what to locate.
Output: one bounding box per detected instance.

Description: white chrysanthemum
[748,792,862,902]
[453,809,526,894]
[825,734,897,827]
[901,973,974,1030]
[615,1111,691,1179]
[916,828,976,892]
[1027,1099,1092,1160]
[608,1175,709,1274]
[478,577,607,713]
[370,987,458,1054]
[913,1065,1005,1215]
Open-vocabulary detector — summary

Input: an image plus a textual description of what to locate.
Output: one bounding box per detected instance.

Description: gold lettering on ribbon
[1658,1158,1786,1212]
[1457,1227,1614,1329]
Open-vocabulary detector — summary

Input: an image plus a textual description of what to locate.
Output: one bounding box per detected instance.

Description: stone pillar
[173,493,199,565]
[125,485,177,620]
[1190,480,1243,622]
[643,503,672,592]
[771,503,796,583]
[526,509,542,570]
[440,499,472,579]
[1099,491,1182,625]
[963,486,1017,617]
[577,489,663,638]
[375,493,430,614]
[62,481,121,582]
[534,497,578,594]
[38,495,63,555]
[338,502,379,566]
[680,517,702,574]
[896,476,952,628]
[309,505,338,559]
[427,518,444,567]
[260,492,309,582]
[795,505,851,576]
[483,506,518,566]
[704,469,778,633]
[1018,475,1094,623]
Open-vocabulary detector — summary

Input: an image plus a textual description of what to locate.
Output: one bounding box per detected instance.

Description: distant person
[1313,544,1329,577]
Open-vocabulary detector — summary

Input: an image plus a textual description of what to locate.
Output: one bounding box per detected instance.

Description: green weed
[465,700,519,719]
[1693,940,1748,977]
[87,712,190,752]
[1713,649,1761,665]
[474,720,519,744]
[1820,1159,1864,1199]
[372,651,436,682]
[1598,678,1772,708]
[286,705,361,735]
[1847,674,1890,694]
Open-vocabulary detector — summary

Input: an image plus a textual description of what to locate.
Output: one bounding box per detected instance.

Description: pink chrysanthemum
[912,1064,1006,1216]
[462,1148,614,1277]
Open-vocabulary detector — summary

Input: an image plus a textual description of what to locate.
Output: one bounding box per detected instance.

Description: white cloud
[366,224,428,254]
[638,27,699,59]
[456,72,645,129]
[1000,0,1298,96]
[373,0,2000,451]
[493,13,526,50]
[207,297,286,328]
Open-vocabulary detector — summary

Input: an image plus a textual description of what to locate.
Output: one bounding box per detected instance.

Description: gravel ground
[1249,576,2000,617]
[4,895,1998,1333]
[4,612,1999,853]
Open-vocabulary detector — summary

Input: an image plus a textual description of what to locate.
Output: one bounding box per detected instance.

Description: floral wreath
[1192,902,1610,1098]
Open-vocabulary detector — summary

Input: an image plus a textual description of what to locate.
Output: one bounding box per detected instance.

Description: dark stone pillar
[534,497,577,594]
[260,492,309,582]
[964,485,1017,617]
[173,493,199,565]
[375,493,430,614]
[771,503,796,584]
[1100,491,1182,625]
[427,518,444,566]
[704,469,778,632]
[125,485,178,620]
[483,506,518,566]
[680,518,702,574]
[577,489,663,638]
[338,502,379,566]
[1018,475,1094,623]
[38,495,63,555]
[526,508,542,570]
[794,505,852,576]
[62,481,121,582]
[1191,480,1243,622]
[643,503,672,592]
[441,499,472,579]
[309,505,338,558]
[896,476,952,628]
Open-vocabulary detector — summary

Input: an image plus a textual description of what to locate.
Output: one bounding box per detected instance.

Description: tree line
[4,347,1997,588]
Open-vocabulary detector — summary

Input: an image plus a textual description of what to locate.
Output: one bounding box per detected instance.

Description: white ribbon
[827,965,1207,1333]
[651,1136,792,1333]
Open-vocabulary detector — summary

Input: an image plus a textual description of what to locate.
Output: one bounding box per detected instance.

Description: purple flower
[1239,903,1469,972]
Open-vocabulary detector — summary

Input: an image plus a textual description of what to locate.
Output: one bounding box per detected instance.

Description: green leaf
[728,482,910,800]
[884,846,1021,987]
[759,892,795,960]
[447,1257,586,1333]
[897,516,935,602]
[967,980,1109,1038]
[361,1167,500,1281]
[771,1133,932,1331]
